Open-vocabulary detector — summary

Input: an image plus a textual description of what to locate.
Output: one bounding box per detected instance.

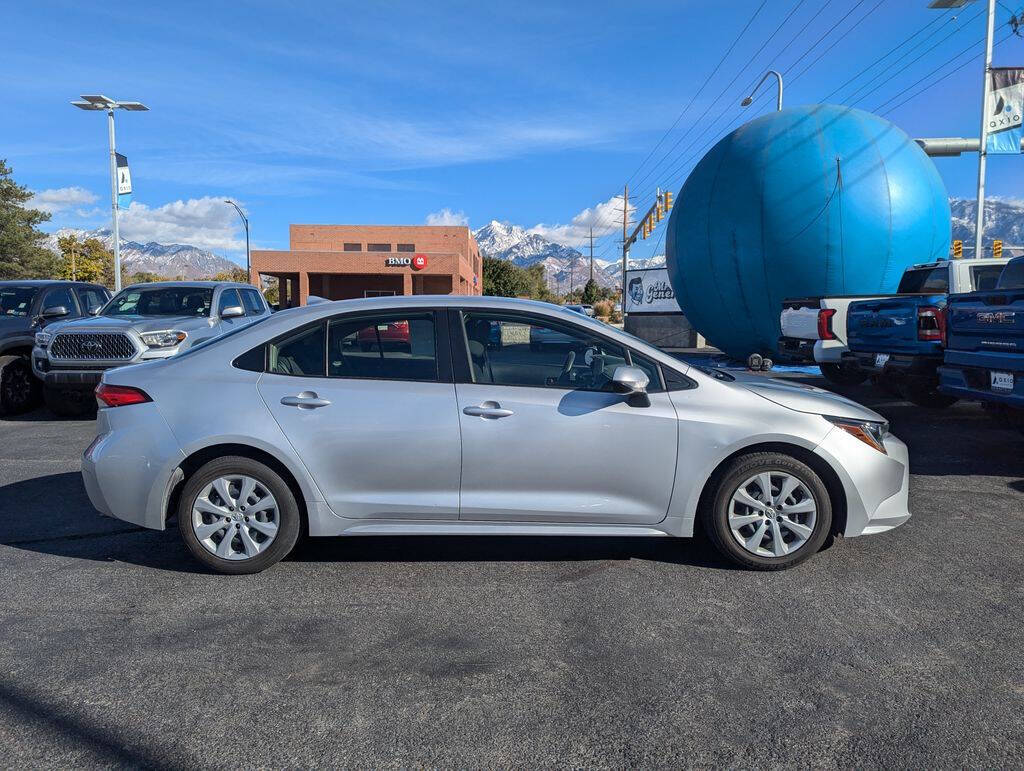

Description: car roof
[119,281,253,290]
[0,279,103,287]
[909,258,1010,269]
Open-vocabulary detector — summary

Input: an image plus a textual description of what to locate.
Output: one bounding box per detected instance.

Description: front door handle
[463,401,514,419]
[280,391,331,409]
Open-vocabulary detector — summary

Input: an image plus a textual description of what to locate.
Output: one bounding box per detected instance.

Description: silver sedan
[82,296,910,574]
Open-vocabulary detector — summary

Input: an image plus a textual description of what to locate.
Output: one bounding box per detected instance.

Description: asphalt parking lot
[2,376,1023,769]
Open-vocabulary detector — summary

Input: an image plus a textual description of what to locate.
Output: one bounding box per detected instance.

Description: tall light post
[224,200,251,284]
[71,95,148,292]
[928,0,995,258]
[742,70,784,112]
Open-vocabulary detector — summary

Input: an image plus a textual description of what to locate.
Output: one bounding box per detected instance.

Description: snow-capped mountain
[951,198,1024,255]
[473,220,620,289]
[43,228,240,279]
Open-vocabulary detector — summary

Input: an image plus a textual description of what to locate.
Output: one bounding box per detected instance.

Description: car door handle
[463,403,514,419]
[280,391,331,409]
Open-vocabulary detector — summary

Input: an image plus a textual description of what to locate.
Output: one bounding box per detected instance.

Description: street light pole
[225,200,251,284]
[742,70,784,112]
[71,95,148,293]
[975,0,997,259]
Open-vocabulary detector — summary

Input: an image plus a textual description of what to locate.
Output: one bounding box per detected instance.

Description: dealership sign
[624,268,681,314]
[385,254,429,270]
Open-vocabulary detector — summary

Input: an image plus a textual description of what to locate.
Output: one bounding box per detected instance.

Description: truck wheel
[0,355,41,416]
[819,362,868,386]
[43,386,95,418]
[901,382,957,409]
[703,452,832,571]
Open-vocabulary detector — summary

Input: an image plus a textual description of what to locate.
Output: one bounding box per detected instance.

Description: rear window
[971,265,1004,292]
[0,286,38,317]
[997,259,1024,290]
[897,267,948,294]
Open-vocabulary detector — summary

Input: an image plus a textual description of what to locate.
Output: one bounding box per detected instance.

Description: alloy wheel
[727,471,817,558]
[2,365,32,409]
[191,475,279,560]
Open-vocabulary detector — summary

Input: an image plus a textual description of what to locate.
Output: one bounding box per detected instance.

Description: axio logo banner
[986,68,1024,155]
[115,152,132,207]
[624,268,682,314]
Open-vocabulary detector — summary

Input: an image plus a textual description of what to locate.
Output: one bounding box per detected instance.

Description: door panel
[259,374,462,519]
[456,383,678,524]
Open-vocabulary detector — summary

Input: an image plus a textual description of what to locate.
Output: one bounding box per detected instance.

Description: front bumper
[814,427,911,537]
[82,401,185,530]
[32,346,178,388]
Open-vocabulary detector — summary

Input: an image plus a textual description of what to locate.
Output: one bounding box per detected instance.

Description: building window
[397,243,415,252]
[344,243,362,251]
[364,290,397,297]
[367,243,391,252]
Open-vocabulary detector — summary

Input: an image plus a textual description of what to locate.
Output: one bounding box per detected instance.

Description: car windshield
[0,286,38,317]
[101,287,214,317]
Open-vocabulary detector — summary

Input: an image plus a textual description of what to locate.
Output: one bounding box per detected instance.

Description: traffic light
[993,240,1003,258]
[952,239,962,259]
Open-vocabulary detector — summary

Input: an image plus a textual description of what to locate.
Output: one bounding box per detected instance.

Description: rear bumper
[938,359,1024,407]
[777,336,848,364]
[853,352,942,383]
[814,428,911,538]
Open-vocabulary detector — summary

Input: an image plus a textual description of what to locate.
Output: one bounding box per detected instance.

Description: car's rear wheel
[704,452,832,570]
[819,362,868,386]
[0,355,41,416]
[178,456,301,574]
[43,386,95,418]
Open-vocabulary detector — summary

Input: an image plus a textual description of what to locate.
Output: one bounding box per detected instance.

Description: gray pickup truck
[33,280,270,415]
[1,280,110,415]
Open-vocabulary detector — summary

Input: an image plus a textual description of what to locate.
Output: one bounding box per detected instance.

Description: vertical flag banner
[986,67,1024,154]
[115,152,133,207]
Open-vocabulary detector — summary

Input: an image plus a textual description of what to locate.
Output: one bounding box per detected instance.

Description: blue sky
[5,0,1024,266]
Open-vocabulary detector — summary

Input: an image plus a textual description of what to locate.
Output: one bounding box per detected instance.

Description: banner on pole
[115,152,133,207]
[986,68,1024,154]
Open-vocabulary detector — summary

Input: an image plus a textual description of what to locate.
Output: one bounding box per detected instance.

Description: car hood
[732,372,884,423]
[48,314,215,334]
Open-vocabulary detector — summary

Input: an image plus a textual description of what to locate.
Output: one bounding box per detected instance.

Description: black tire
[820,362,869,386]
[0,355,41,416]
[703,452,833,571]
[43,385,95,418]
[177,455,301,574]
[901,382,957,409]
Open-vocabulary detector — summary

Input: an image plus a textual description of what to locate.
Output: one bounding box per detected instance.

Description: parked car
[356,318,410,351]
[0,280,110,415]
[843,258,1011,407]
[565,304,595,317]
[779,258,1009,388]
[82,295,910,574]
[33,280,269,416]
[938,256,1024,430]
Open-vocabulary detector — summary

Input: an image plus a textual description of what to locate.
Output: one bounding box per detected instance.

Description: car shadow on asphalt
[0,472,739,573]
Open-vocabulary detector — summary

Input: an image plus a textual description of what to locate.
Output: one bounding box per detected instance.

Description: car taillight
[817,308,837,340]
[917,306,947,345]
[95,383,152,408]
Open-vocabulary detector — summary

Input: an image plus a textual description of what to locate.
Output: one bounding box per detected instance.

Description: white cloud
[528,195,634,247]
[29,186,99,214]
[425,207,469,226]
[117,196,245,252]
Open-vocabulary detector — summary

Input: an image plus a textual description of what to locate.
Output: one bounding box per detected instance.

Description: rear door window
[327,313,437,381]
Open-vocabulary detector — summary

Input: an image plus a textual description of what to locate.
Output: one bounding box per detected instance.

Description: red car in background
[356,319,410,351]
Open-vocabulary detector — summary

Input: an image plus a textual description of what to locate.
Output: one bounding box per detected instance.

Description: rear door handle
[463,402,514,419]
[280,391,331,409]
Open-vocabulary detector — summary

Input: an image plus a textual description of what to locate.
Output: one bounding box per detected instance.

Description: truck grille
[50,332,137,361]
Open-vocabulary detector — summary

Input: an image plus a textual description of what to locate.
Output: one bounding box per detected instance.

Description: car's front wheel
[0,355,41,416]
[178,456,301,574]
[705,452,832,570]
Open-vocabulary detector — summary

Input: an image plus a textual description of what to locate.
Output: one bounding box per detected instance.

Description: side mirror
[612,365,650,407]
[220,305,245,319]
[88,306,102,316]
[42,305,69,318]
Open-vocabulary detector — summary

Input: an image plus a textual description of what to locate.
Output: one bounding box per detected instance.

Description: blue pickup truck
[844,258,1010,408]
[938,256,1024,431]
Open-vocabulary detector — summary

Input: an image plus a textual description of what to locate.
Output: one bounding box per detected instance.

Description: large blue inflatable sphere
[665,104,951,360]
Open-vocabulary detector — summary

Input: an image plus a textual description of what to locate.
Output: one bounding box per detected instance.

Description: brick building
[251,224,482,307]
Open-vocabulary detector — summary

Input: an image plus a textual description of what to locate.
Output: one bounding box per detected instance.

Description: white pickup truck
[778,258,1010,386]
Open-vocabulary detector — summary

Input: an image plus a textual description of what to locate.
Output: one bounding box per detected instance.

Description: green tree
[0,159,59,279]
[129,271,168,284]
[581,278,601,305]
[211,265,249,283]
[56,234,115,284]
[482,257,531,297]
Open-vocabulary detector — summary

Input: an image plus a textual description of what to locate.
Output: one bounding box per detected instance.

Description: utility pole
[621,184,629,305]
[589,226,594,283]
[975,0,997,260]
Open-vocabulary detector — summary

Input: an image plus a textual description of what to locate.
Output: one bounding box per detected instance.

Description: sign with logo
[412,254,428,270]
[385,254,429,270]
[986,68,1024,154]
[624,268,681,314]
[115,152,132,207]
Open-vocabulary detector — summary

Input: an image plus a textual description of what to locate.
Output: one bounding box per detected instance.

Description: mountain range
[43,228,239,279]
[950,197,1024,255]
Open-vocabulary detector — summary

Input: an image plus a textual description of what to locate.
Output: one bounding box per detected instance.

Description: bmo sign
[385,254,429,270]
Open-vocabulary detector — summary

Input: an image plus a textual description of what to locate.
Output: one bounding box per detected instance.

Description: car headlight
[826,416,888,454]
[35,331,52,348]
[141,330,187,348]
